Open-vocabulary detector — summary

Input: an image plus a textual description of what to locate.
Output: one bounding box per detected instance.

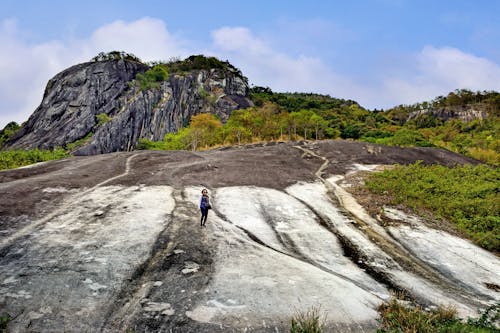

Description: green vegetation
[141,87,500,165]
[89,54,499,164]
[135,87,499,164]
[96,113,112,126]
[363,128,434,147]
[137,113,222,151]
[385,89,500,117]
[134,65,169,90]
[0,313,10,333]
[0,148,68,170]
[65,132,94,152]
[377,298,499,333]
[378,89,500,164]
[158,55,245,80]
[366,162,500,251]
[290,307,324,333]
[91,51,142,63]
[0,121,20,148]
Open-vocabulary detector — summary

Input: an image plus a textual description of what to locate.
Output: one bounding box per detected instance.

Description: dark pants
[200,207,208,226]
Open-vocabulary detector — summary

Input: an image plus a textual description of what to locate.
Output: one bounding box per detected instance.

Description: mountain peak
[5,53,252,155]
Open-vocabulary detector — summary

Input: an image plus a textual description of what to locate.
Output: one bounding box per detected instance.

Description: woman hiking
[199,188,211,227]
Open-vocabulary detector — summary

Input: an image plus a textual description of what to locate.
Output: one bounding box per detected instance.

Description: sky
[1,0,499,128]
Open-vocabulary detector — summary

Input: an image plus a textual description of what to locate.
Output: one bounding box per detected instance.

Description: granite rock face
[408,105,489,122]
[1,141,497,333]
[5,59,252,155]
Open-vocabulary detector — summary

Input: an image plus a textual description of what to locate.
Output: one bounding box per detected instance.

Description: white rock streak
[0,185,174,331]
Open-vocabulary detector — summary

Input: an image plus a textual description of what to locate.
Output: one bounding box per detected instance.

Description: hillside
[1,140,498,332]
[1,52,498,165]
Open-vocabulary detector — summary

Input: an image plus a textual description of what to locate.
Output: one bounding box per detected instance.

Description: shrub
[290,307,324,333]
[134,65,169,90]
[165,55,244,79]
[96,113,111,126]
[65,132,93,152]
[341,124,364,139]
[0,313,11,333]
[0,148,68,170]
[91,51,142,63]
[370,129,433,147]
[0,121,20,148]
[377,298,499,332]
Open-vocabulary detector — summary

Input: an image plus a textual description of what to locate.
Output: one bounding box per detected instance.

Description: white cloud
[210,26,358,97]
[379,46,500,107]
[210,27,500,109]
[0,17,188,129]
[1,19,500,129]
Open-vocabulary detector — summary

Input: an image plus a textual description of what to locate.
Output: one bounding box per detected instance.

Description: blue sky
[1,0,499,128]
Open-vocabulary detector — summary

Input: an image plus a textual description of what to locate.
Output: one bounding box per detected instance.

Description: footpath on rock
[1,140,498,332]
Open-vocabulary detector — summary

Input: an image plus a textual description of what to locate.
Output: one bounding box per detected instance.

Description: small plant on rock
[0,313,11,333]
[290,306,324,333]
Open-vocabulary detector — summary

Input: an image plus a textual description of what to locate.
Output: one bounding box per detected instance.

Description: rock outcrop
[408,105,489,122]
[1,141,498,332]
[5,58,252,155]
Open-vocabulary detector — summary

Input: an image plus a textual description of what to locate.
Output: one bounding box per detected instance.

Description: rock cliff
[5,58,252,155]
[407,105,489,122]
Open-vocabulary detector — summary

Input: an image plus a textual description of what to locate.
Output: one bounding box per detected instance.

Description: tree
[309,113,328,139]
[187,113,222,150]
[0,121,20,148]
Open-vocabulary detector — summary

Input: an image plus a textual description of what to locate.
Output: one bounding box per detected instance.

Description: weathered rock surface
[0,140,498,332]
[4,59,252,155]
[408,105,489,122]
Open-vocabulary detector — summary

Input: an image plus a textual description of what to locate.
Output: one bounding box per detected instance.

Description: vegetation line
[365,162,499,251]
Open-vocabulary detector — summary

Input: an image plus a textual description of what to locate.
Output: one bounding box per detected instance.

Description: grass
[65,132,93,152]
[365,162,500,252]
[377,298,499,333]
[290,307,324,333]
[0,148,68,170]
[0,314,10,333]
[96,113,112,126]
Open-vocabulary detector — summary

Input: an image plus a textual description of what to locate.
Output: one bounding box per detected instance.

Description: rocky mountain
[4,56,252,155]
[1,140,498,332]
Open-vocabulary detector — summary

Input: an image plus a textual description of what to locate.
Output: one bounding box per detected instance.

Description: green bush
[0,313,11,333]
[91,51,141,63]
[365,129,434,147]
[96,113,111,126]
[0,121,20,148]
[377,298,499,332]
[135,65,169,90]
[164,55,244,79]
[366,162,500,251]
[65,132,93,152]
[0,148,68,170]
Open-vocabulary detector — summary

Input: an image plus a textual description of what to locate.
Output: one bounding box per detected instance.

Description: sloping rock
[5,60,252,155]
[0,141,497,332]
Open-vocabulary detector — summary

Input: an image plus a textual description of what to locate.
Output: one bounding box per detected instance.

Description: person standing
[199,188,211,227]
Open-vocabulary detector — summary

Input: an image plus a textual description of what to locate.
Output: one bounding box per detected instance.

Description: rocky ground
[0,140,498,332]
